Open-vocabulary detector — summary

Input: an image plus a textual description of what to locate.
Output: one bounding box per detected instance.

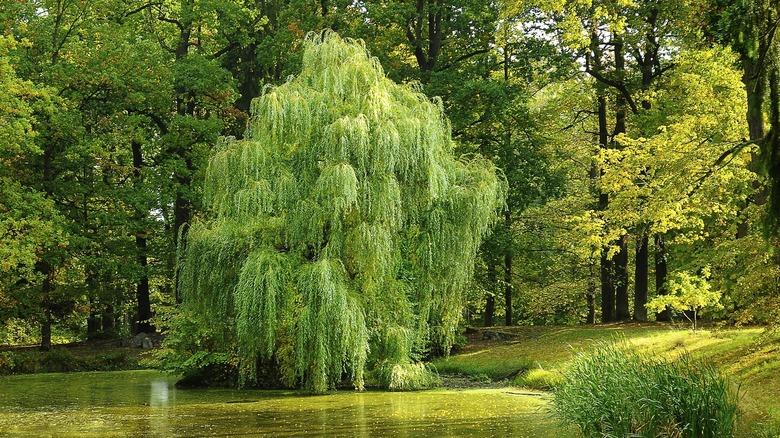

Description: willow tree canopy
[179,31,505,392]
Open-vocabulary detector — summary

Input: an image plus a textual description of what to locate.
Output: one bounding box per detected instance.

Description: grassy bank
[433,323,780,437]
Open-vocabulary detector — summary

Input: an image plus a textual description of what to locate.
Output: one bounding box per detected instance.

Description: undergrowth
[0,348,139,374]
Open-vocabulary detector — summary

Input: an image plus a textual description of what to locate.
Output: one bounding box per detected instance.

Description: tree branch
[584,66,639,114]
[436,48,490,71]
[753,15,780,80]
[688,138,759,196]
[211,41,239,59]
[131,109,169,135]
[122,2,160,19]
[157,14,183,31]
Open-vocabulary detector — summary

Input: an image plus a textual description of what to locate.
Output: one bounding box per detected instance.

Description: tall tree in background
[7,0,119,348]
[359,1,570,326]
[0,34,65,336]
[703,0,780,323]
[708,1,779,231]
[141,0,244,298]
[529,0,705,322]
[454,29,568,326]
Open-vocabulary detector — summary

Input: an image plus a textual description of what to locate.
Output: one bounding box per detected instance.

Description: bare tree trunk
[598,95,614,323]
[87,302,100,339]
[633,236,649,321]
[737,56,768,239]
[654,235,670,321]
[615,236,630,321]
[86,272,100,339]
[135,240,153,334]
[132,140,153,334]
[484,294,495,327]
[102,304,115,334]
[40,308,52,352]
[587,277,596,324]
[613,39,630,322]
[484,264,496,327]
[504,251,513,326]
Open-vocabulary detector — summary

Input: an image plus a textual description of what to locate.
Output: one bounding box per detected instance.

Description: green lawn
[433,323,780,437]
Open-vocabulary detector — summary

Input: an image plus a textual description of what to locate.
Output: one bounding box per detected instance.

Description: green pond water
[0,370,572,437]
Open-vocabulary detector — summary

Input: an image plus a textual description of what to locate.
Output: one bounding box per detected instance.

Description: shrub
[79,351,134,371]
[551,342,739,438]
[514,367,562,391]
[368,362,441,390]
[41,349,77,372]
[8,351,40,373]
[469,373,492,383]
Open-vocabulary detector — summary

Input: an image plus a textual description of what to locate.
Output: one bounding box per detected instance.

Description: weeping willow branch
[178,31,506,393]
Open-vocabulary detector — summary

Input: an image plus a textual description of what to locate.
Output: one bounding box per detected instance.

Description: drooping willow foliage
[179,31,505,393]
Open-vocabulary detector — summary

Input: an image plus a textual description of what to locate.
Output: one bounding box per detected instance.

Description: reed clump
[551,341,739,438]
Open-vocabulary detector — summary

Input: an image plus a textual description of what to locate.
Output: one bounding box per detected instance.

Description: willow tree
[178,32,505,393]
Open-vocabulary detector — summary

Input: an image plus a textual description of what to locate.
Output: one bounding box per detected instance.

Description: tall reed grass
[551,342,739,437]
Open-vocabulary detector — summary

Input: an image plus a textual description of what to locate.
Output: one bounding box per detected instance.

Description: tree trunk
[654,234,670,321]
[633,235,649,321]
[600,249,614,323]
[86,272,100,339]
[40,266,53,351]
[135,238,153,334]
[484,294,495,327]
[502,53,513,328]
[40,308,52,352]
[407,0,444,78]
[744,57,766,144]
[132,140,153,334]
[737,56,767,239]
[587,277,596,324]
[39,146,55,351]
[172,7,195,299]
[87,307,100,339]
[766,61,780,230]
[504,250,513,327]
[597,91,614,323]
[102,304,115,334]
[612,38,630,322]
[615,236,630,321]
[484,264,496,327]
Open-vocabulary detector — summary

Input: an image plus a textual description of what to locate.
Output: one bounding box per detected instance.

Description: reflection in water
[149,379,169,407]
[0,371,573,437]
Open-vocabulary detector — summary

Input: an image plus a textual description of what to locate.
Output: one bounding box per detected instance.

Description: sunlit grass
[437,324,780,437]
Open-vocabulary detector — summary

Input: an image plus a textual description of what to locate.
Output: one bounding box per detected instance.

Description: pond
[0,370,572,437]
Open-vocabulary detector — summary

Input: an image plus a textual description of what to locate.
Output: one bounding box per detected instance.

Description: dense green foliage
[179,32,504,392]
[552,342,739,438]
[1,0,780,401]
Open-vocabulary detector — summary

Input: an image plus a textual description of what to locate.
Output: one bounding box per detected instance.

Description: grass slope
[433,323,780,437]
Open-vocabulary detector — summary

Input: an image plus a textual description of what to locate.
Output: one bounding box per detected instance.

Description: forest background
[2,0,780,358]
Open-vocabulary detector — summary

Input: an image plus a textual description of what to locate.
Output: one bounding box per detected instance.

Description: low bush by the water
[513,367,562,391]
[368,362,441,390]
[551,342,739,438]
